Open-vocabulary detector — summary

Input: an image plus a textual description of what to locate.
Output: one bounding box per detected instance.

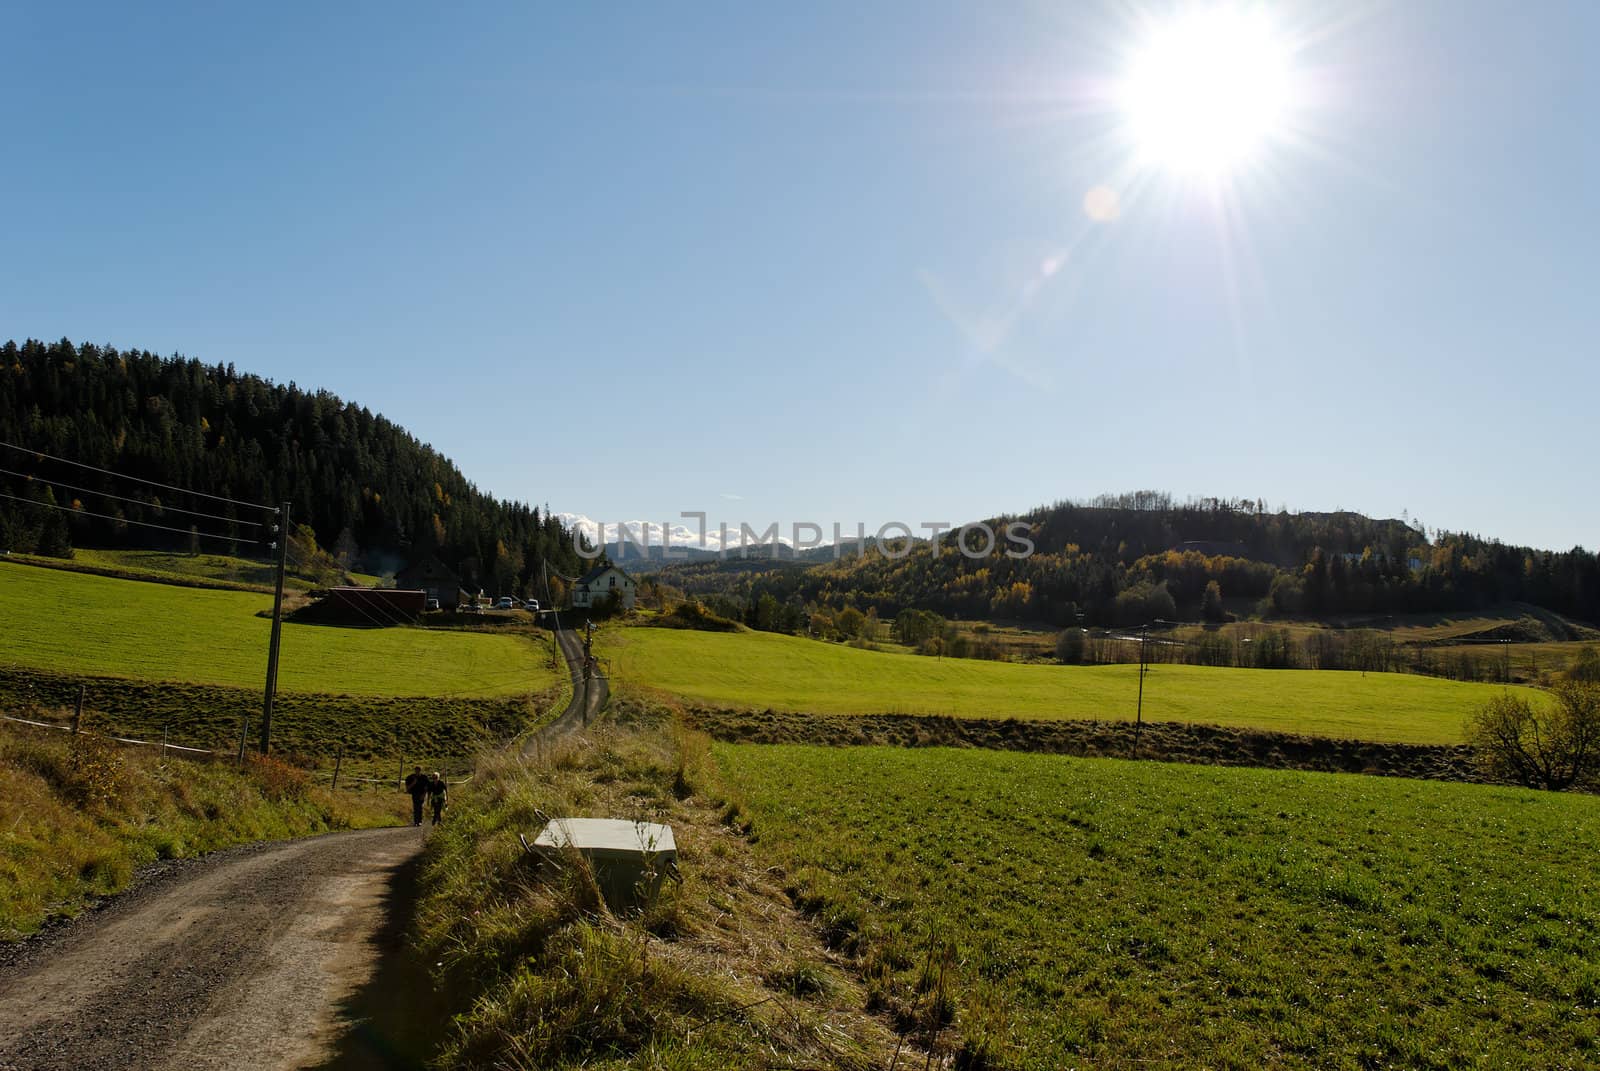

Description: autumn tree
[835,606,865,640]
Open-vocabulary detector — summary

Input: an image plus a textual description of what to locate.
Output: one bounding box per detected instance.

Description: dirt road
[523,626,609,751]
[0,629,601,1070]
[0,827,425,1071]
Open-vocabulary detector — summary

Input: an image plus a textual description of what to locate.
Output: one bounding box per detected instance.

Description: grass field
[606,627,1544,744]
[715,744,1600,1069]
[0,561,555,697]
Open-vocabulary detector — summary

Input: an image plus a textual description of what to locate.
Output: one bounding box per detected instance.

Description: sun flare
[1118,6,1295,178]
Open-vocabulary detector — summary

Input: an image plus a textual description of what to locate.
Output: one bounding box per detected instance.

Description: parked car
[425,597,440,611]
[524,599,540,612]
[496,596,515,610]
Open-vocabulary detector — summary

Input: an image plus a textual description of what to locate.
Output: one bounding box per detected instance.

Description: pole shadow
[312,850,451,1071]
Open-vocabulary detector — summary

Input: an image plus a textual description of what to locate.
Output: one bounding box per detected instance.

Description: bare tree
[1466,683,1600,790]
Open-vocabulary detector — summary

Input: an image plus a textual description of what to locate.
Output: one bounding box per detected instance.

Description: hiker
[403,765,430,826]
[429,772,447,825]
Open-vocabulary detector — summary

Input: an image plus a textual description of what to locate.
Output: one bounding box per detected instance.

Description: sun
[1118,6,1295,178]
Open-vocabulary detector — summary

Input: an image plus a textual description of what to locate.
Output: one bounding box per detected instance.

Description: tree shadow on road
[313,849,450,1071]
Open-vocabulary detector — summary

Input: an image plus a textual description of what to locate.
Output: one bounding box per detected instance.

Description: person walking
[429,772,447,826]
[403,765,430,826]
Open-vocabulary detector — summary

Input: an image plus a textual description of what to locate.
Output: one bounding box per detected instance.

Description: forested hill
[1009,492,1422,566]
[0,338,585,591]
[657,494,1600,629]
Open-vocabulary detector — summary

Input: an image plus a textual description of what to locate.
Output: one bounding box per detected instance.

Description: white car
[496,596,515,610]
[524,599,540,613]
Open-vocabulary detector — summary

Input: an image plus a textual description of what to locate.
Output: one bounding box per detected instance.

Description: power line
[0,439,277,514]
[281,546,398,629]
[0,465,264,529]
[0,491,263,545]
[282,545,426,630]
[300,550,430,630]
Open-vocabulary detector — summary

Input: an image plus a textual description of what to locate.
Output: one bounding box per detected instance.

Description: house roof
[577,564,633,586]
[398,555,459,582]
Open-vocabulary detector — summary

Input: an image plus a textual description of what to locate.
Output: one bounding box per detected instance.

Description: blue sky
[3,2,1596,552]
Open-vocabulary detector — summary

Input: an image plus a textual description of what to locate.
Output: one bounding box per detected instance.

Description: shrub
[1466,683,1600,790]
[9,733,131,811]
[1055,627,1086,664]
[659,600,741,632]
[62,735,129,809]
[1566,646,1600,684]
[247,753,310,801]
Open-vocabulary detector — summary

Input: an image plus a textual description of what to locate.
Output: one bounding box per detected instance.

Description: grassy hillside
[0,723,396,939]
[10,548,337,593]
[715,744,1600,1069]
[0,561,556,697]
[605,627,1544,744]
[1341,603,1598,642]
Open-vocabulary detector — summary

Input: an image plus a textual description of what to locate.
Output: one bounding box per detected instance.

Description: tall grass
[0,723,394,939]
[412,696,900,1069]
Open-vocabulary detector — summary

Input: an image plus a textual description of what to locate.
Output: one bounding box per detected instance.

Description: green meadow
[0,561,554,697]
[607,627,1542,744]
[715,744,1600,1070]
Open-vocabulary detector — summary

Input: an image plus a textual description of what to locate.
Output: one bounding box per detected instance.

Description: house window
[609,576,616,587]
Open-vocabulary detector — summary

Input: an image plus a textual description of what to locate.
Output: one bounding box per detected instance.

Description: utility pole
[1503,638,1511,683]
[1134,623,1148,749]
[260,501,290,755]
[582,618,595,726]
[543,559,558,661]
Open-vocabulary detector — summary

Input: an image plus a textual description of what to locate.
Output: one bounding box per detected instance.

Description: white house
[571,564,637,610]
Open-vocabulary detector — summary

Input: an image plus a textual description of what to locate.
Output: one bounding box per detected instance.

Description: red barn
[305,586,426,626]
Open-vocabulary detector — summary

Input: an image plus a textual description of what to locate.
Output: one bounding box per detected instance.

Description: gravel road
[522,626,608,752]
[0,826,425,1071]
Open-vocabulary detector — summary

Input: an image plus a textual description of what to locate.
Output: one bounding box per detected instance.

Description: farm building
[572,564,637,610]
[299,586,426,625]
[397,556,463,609]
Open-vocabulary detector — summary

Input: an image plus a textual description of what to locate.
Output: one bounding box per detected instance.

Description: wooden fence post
[331,744,344,791]
[71,684,85,735]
